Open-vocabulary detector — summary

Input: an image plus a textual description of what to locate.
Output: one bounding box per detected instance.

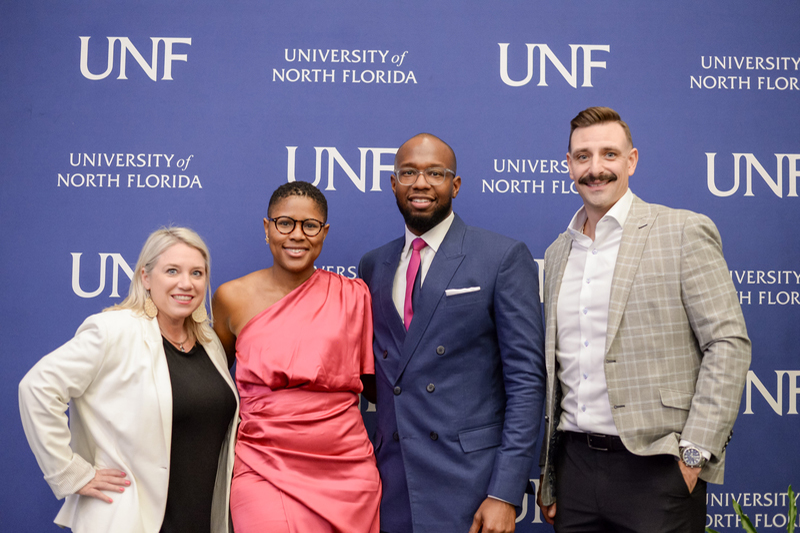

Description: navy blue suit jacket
[358,214,546,532]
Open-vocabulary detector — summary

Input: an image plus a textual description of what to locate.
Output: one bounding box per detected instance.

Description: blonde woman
[19,227,239,533]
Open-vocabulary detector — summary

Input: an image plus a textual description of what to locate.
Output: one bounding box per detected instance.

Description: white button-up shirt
[556,189,633,435]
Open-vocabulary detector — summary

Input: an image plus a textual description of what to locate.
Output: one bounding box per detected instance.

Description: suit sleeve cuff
[44,454,96,500]
[680,439,712,460]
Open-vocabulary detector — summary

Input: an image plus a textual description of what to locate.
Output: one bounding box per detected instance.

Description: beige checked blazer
[539,195,750,506]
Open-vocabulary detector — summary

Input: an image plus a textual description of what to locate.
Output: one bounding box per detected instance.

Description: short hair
[395,133,457,175]
[568,106,633,152]
[106,226,215,344]
[268,181,328,221]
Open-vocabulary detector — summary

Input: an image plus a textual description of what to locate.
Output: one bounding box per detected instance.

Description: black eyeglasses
[268,216,326,237]
[394,167,455,186]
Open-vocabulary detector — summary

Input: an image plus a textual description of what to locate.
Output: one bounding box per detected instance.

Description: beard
[397,196,452,235]
[579,171,617,185]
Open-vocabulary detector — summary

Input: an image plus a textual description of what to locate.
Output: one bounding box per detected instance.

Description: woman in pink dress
[212,181,380,533]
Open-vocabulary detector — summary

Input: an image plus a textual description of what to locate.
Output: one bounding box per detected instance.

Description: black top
[159,338,237,533]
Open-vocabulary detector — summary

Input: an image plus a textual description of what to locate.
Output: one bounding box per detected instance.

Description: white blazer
[19,309,240,533]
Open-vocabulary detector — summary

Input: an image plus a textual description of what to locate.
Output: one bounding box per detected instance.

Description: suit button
[426,383,435,393]
[382,350,388,359]
[436,345,445,355]
[430,431,438,441]
[393,386,402,395]
[393,431,399,441]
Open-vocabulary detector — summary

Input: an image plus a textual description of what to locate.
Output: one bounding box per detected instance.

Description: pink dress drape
[230,269,380,533]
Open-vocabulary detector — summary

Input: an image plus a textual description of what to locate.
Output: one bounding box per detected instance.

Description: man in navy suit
[359,133,546,533]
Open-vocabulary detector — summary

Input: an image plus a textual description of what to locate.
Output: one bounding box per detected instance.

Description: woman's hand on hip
[77,469,130,503]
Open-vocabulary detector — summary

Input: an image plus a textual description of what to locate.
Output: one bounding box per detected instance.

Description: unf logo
[706,153,800,197]
[71,253,133,298]
[286,146,397,192]
[79,36,191,81]
[498,43,610,88]
[744,370,800,415]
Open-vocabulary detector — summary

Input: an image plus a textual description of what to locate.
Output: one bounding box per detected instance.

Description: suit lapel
[374,238,406,384]
[143,315,173,455]
[396,215,466,381]
[605,195,657,354]
[544,231,571,440]
[545,233,572,362]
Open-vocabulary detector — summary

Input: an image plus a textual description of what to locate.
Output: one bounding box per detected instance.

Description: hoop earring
[192,303,208,323]
[144,292,158,318]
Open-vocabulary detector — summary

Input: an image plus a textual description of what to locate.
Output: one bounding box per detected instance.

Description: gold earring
[265,236,270,244]
[192,303,208,323]
[144,292,158,318]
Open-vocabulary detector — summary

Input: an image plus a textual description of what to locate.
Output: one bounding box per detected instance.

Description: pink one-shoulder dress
[230,269,381,533]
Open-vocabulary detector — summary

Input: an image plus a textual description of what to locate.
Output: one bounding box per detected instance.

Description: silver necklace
[161,329,190,352]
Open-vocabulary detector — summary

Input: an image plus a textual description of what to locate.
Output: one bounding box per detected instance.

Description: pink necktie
[404,238,427,330]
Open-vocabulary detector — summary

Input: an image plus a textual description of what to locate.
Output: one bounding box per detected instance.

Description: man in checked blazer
[536,107,750,532]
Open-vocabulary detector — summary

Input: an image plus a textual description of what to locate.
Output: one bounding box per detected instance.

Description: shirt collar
[566,188,634,241]
[403,211,455,256]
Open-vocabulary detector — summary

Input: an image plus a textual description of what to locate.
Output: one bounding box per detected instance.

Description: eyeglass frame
[266,216,327,237]
[393,166,456,186]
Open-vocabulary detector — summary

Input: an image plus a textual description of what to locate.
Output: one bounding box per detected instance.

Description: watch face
[683,447,702,467]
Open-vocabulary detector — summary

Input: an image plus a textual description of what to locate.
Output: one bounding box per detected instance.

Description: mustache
[579,172,617,186]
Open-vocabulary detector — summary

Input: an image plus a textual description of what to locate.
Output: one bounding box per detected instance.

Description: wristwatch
[679,445,707,468]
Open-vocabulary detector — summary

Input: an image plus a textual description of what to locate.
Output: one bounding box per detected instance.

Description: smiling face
[567,122,638,221]
[264,195,329,279]
[141,242,207,327]
[392,134,461,236]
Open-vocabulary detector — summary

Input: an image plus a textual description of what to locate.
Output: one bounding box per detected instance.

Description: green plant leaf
[706,528,721,533]
[788,485,796,533]
[733,500,759,533]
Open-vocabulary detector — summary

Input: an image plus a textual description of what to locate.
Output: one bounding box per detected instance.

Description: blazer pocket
[458,423,503,453]
[445,289,484,308]
[445,287,480,296]
[660,388,694,410]
[631,273,668,293]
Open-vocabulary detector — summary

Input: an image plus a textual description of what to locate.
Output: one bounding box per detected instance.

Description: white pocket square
[445,287,481,296]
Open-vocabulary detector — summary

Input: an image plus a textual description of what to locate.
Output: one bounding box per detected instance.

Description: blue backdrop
[2,1,798,530]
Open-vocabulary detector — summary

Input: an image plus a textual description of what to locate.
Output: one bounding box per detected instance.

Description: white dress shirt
[392,211,455,323]
[556,189,633,435]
